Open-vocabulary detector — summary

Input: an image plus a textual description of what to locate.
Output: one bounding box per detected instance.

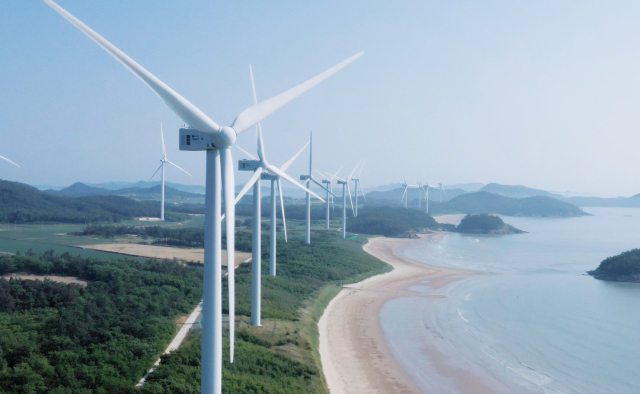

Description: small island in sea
[455,213,526,234]
[588,249,640,283]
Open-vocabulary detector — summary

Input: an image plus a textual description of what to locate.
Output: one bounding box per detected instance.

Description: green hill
[349,206,439,237]
[456,214,525,234]
[440,191,587,217]
[0,180,180,223]
[45,182,201,199]
[588,249,640,283]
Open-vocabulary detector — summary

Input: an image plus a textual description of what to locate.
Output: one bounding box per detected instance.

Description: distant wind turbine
[439,182,446,202]
[149,123,192,221]
[401,180,418,208]
[43,1,362,393]
[299,132,328,244]
[316,167,341,229]
[351,160,366,217]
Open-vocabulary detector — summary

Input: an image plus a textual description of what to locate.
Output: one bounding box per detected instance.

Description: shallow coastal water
[381,207,640,394]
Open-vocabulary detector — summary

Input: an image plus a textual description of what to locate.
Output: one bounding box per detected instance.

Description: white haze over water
[381,207,640,393]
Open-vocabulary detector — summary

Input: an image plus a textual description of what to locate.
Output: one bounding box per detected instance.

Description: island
[588,249,640,283]
[455,213,525,234]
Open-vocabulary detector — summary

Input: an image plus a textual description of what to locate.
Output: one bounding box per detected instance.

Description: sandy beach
[319,233,498,394]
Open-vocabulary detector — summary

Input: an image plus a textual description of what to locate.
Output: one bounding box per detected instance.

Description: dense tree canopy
[348,206,439,237]
[589,249,640,282]
[0,251,203,393]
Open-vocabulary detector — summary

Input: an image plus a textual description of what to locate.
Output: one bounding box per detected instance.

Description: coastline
[319,233,497,394]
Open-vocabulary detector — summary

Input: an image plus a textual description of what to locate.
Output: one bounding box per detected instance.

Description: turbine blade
[358,160,365,178]
[234,168,264,204]
[281,141,310,171]
[231,52,364,134]
[148,163,163,182]
[44,0,221,134]
[331,166,343,179]
[359,180,367,201]
[167,160,192,177]
[236,145,258,161]
[347,160,361,181]
[314,169,330,181]
[0,155,19,168]
[160,123,166,159]
[257,123,266,162]
[277,179,287,242]
[267,165,325,202]
[401,187,407,202]
[346,183,354,215]
[221,149,236,362]
[311,178,329,193]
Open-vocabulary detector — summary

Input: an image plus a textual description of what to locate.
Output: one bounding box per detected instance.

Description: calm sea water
[380,207,640,394]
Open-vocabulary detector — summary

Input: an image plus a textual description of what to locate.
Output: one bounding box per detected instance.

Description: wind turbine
[336,174,354,239]
[351,160,366,217]
[299,132,327,244]
[400,180,418,208]
[315,167,341,229]
[148,123,192,221]
[0,155,19,169]
[438,182,446,202]
[420,182,433,214]
[235,66,320,326]
[43,2,362,393]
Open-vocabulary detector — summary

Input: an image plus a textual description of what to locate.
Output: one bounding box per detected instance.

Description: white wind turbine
[400,180,418,208]
[43,2,362,393]
[148,124,192,221]
[299,132,328,244]
[351,160,366,217]
[420,182,433,214]
[336,172,355,239]
[315,167,341,229]
[235,66,321,325]
[438,182,446,202]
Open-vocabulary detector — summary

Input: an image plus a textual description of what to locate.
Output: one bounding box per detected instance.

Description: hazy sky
[2,1,640,197]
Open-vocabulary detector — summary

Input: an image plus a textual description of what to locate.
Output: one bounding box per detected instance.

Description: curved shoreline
[318,233,495,394]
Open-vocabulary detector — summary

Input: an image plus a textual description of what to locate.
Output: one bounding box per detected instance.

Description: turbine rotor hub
[214,126,237,148]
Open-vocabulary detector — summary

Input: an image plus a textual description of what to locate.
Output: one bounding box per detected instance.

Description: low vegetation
[141,233,391,393]
[588,249,640,283]
[77,224,253,252]
[348,206,439,237]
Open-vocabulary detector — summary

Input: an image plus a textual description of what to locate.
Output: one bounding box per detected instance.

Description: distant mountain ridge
[0,180,172,223]
[479,183,565,199]
[44,182,202,199]
[439,191,587,217]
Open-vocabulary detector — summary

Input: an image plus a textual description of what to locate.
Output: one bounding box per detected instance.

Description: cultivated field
[78,243,250,265]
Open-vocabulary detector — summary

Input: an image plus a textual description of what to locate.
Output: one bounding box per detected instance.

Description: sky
[2,1,640,197]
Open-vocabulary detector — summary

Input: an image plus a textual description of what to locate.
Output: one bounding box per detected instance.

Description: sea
[380,207,640,394]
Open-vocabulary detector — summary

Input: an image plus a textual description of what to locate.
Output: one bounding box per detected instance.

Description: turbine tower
[43,2,362,393]
[336,175,354,239]
[237,128,319,326]
[299,133,327,244]
[420,182,432,214]
[316,167,341,229]
[149,123,192,221]
[350,161,366,217]
[400,180,418,208]
[438,182,446,202]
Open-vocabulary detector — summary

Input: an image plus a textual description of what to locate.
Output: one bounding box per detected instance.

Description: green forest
[589,249,640,282]
[455,213,524,234]
[348,206,439,237]
[0,251,203,393]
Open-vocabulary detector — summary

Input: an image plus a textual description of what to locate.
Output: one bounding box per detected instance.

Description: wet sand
[319,234,498,393]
